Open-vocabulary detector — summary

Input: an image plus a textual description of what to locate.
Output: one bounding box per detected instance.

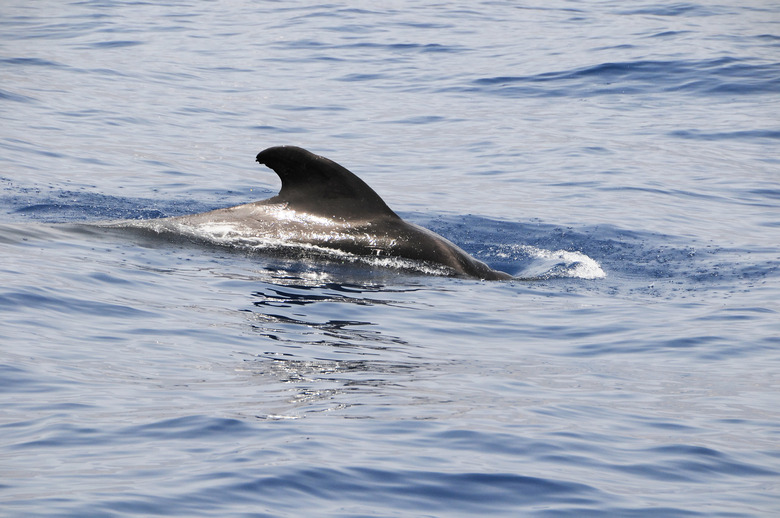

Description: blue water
[2,1,780,516]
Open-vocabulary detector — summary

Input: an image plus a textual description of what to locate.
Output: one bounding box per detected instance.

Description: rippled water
[2,1,779,516]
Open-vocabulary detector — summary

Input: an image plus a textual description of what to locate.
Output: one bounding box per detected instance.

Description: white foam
[520,245,606,280]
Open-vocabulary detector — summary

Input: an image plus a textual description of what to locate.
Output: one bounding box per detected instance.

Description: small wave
[669,129,780,141]
[468,57,780,98]
[0,181,219,223]
[85,40,143,49]
[0,57,67,68]
[209,467,600,514]
[523,246,606,280]
[0,88,37,104]
[615,3,727,17]
[339,41,460,53]
[491,244,606,280]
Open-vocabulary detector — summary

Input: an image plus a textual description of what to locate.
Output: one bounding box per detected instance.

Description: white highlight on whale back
[115,216,454,277]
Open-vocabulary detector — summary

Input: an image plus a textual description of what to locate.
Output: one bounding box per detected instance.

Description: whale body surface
[126,146,512,280]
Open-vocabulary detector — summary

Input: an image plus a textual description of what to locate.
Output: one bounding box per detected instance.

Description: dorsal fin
[256,146,399,220]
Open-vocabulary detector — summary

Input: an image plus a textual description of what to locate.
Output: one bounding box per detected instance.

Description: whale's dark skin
[162,146,512,280]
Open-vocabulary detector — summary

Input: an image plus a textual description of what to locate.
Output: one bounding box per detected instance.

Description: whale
[137,146,512,280]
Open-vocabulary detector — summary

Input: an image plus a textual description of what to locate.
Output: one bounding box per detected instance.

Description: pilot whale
[145,146,512,280]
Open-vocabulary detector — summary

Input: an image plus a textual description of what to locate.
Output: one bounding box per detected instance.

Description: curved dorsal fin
[256,146,399,220]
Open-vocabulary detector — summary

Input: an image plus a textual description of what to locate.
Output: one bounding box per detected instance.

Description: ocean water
[1,1,779,516]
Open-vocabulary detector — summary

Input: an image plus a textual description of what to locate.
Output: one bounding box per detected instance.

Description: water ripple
[469,58,780,97]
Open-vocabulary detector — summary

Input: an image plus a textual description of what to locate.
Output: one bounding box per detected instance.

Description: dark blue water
[2,1,779,516]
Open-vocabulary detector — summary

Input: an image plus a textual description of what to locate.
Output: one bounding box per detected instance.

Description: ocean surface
[2,1,779,516]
